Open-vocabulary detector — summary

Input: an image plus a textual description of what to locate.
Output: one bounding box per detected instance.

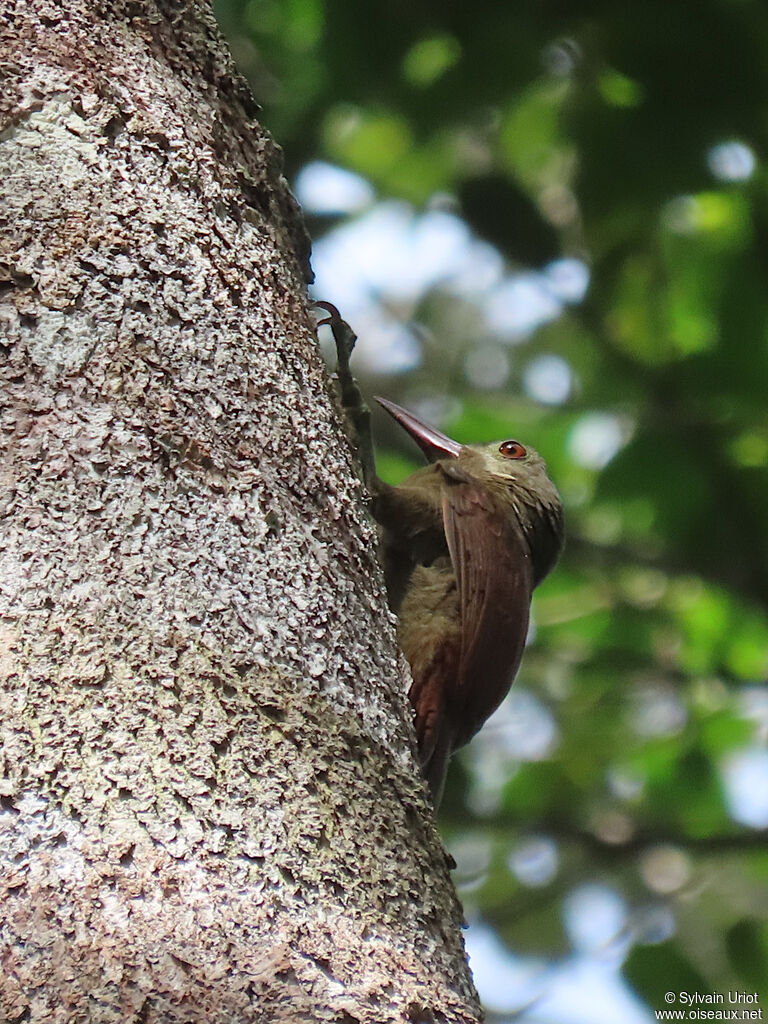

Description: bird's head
[376,395,564,582]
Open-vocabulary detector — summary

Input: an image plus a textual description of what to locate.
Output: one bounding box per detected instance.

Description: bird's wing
[440,462,533,748]
[408,630,460,805]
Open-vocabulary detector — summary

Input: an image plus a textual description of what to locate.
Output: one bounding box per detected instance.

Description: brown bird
[372,398,564,803]
[316,302,564,803]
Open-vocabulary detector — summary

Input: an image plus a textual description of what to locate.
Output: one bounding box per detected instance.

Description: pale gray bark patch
[0,1,482,1022]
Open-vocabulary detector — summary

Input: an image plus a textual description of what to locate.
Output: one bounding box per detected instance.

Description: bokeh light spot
[523,353,572,404]
[544,257,590,303]
[509,836,559,887]
[630,686,687,739]
[568,413,628,469]
[542,37,582,78]
[632,905,677,945]
[402,34,461,88]
[639,846,691,894]
[464,344,510,389]
[295,161,374,215]
[564,884,627,953]
[485,273,562,341]
[722,748,768,827]
[707,140,756,182]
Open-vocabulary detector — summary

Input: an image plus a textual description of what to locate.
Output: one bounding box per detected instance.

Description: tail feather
[423,724,452,807]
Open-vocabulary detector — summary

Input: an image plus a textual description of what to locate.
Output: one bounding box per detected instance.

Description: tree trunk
[0,1,481,1021]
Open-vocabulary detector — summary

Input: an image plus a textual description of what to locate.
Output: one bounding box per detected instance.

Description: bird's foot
[314,301,377,492]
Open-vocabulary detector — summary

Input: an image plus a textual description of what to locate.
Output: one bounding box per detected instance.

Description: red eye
[499,440,526,459]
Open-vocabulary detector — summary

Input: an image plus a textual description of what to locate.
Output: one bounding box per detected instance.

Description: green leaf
[402,34,461,88]
[624,941,713,1008]
[725,919,768,998]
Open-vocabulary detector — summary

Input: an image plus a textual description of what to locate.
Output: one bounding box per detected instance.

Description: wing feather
[398,561,461,802]
[440,463,533,749]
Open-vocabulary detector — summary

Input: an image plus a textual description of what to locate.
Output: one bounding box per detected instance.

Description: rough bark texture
[0,2,482,1021]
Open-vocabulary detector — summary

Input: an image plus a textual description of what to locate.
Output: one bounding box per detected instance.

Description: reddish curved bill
[375,396,463,461]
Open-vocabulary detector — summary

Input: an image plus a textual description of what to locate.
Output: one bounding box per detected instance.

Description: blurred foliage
[215,0,768,1016]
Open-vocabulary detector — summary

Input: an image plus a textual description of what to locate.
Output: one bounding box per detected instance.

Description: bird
[315,301,564,804]
[372,397,564,804]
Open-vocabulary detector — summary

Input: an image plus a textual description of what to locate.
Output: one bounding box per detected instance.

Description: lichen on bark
[0,1,482,1021]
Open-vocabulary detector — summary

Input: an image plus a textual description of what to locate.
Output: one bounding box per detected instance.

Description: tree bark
[0,1,481,1021]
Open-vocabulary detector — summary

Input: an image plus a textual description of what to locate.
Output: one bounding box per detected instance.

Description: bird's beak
[375,396,464,462]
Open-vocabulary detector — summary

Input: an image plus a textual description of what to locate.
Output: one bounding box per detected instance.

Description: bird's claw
[314,300,357,365]
[313,301,377,492]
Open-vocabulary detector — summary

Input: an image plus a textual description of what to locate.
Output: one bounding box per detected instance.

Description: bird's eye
[499,440,526,459]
